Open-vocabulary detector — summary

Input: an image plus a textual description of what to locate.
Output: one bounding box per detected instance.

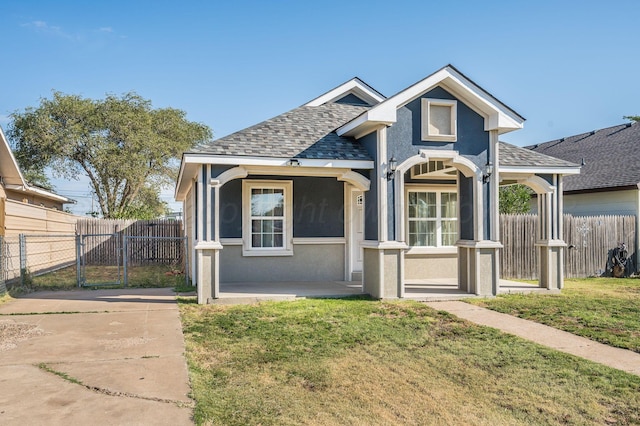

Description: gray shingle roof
[190,103,372,161]
[499,142,579,168]
[527,122,640,192]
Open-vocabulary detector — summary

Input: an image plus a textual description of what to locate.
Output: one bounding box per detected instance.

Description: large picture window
[242,180,293,256]
[407,188,457,247]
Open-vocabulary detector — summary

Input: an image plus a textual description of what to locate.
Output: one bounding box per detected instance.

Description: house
[528,121,640,270]
[175,65,580,304]
[0,126,75,235]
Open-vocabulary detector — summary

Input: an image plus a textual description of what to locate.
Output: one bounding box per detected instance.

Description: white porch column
[362,126,407,299]
[195,165,223,304]
[535,179,565,291]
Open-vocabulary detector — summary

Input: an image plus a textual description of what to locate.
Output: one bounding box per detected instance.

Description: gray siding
[387,85,492,240]
[218,176,345,239]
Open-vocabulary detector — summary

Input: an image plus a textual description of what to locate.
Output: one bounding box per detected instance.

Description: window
[242,180,293,256]
[421,98,457,142]
[407,188,457,247]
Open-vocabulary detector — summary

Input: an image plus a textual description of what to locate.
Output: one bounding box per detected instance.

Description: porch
[208,278,554,304]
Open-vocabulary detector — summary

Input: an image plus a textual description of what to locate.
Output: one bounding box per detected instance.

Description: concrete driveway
[0,288,193,425]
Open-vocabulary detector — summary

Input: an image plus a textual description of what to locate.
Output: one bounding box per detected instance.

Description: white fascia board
[305,78,385,107]
[338,66,525,137]
[5,184,73,203]
[182,153,374,170]
[499,166,581,175]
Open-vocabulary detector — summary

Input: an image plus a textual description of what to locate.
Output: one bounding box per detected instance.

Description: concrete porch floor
[211,278,557,304]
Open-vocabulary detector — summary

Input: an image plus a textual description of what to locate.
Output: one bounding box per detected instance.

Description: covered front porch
[204,278,553,304]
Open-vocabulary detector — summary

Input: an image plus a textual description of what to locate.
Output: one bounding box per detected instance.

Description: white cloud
[21,20,74,40]
[98,27,113,33]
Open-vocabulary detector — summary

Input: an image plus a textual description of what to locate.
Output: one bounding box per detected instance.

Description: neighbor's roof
[499,142,579,169]
[527,121,640,192]
[189,103,372,161]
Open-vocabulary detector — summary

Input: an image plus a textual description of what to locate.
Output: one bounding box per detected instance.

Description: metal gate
[78,233,123,287]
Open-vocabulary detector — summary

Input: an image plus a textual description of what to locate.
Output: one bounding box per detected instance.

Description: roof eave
[499,166,582,175]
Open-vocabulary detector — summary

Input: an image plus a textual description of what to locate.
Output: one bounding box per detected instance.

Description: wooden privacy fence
[77,218,184,266]
[500,214,636,279]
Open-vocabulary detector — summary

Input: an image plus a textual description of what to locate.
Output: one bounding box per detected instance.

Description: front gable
[389,85,489,167]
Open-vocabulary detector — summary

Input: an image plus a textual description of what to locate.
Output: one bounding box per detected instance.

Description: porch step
[351,271,363,282]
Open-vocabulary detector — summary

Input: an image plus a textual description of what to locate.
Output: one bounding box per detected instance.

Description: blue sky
[1,0,639,215]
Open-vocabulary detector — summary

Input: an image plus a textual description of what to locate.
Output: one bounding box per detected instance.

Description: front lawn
[470,278,640,353]
[179,297,640,425]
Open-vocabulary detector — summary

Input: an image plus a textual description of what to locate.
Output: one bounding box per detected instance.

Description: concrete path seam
[38,362,194,408]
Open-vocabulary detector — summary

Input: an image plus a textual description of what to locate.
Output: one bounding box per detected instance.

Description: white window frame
[405,185,458,254]
[242,180,293,257]
[421,98,457,142]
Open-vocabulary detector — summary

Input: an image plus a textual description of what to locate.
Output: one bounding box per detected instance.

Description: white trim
[194,241,223,250]
[344,183,352,281]
[182,153,374,170]
[361,240,409,250]
[406,246,457,255]
[421,98,457,142]
[534,239,567,248]
[292,237,346,245]
[209,165,371,192]
[490,130,499,241]
[242,179,293,257]
[197,166,204,242]
[304,77,385,107]
[337,65,524,137]
[405,185,458,248]
[499,166,581,175]
[206,165,212,241]
[378,127,388,242]
[456,240,503,249]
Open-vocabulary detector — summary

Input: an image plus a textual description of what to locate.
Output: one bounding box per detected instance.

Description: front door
[350,190,364,277]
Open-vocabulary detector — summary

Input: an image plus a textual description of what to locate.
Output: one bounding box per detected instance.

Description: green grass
[23,264,188,290]
[469,277,640,353]
[179,297,640,425]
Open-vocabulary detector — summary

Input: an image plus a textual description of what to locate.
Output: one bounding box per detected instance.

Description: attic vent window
[421,98,457,142]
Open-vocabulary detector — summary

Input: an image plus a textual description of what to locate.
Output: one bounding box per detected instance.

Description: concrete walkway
[0,288,193,425]
[425,301,640,376]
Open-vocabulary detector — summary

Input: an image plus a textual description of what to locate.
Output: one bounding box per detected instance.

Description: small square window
[421,98,457,142]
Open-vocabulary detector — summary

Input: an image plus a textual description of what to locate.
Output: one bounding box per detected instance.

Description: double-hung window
[242,180,293,256]
[407,188,457,248]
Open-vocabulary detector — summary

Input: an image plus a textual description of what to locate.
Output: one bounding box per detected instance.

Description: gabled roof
[0,126,73,204]
[189,103,372,161]
[527,121,640,192]
[304,77,385,107]
[338,64,525,139]
[499,142,580,171]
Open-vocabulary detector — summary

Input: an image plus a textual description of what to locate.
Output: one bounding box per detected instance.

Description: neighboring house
[175,65,580,304]
[0,126,75,236]
[528,121,640,268]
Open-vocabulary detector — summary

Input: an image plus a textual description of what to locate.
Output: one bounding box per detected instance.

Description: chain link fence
[1,232,190,293]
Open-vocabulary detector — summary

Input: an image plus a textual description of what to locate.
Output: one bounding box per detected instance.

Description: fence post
[19,234,27,287]
[123,236,128,287]
[76,234,82,287]
[0,236,5,295]
[184,236,189,288]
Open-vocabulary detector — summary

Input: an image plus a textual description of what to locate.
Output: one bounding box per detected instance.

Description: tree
[623,115,640,122]
[499,184,533,214]
[8,91,211,218]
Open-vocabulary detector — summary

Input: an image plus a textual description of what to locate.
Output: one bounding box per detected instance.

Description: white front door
[350,190,364,274]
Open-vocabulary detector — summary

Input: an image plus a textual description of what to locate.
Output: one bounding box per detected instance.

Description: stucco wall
[219,243,345,282]
[404,253,457,280]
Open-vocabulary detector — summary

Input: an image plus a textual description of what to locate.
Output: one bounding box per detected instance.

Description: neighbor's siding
[4,199,77,237]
